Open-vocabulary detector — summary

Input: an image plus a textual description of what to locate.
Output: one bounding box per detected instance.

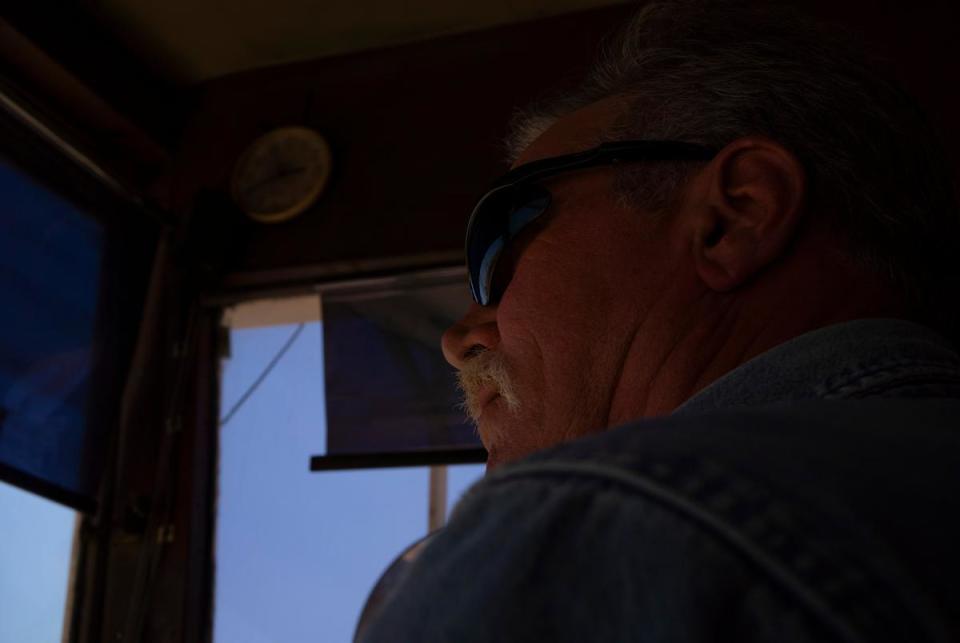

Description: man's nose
[441,303,500,369]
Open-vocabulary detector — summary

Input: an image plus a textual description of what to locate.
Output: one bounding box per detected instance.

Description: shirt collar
[673,318,960,416]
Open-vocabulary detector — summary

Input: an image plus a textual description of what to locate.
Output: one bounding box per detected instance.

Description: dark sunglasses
[466,140,718,306]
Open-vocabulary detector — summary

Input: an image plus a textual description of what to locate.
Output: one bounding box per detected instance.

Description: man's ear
[689,137,807,292]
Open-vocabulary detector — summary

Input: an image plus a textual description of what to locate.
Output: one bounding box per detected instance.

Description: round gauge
[230,126,333,223]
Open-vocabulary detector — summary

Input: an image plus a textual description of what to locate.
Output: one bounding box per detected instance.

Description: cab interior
[0,1,957,641]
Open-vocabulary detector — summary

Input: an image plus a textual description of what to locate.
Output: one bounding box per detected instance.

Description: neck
[606,230,909,424]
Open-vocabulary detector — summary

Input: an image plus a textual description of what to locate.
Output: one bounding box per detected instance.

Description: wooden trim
[0,18,171,190]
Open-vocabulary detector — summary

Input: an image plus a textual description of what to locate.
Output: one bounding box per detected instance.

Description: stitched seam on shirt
[817,361,960,399]
[485,461,865,643]
[845,378,960,399]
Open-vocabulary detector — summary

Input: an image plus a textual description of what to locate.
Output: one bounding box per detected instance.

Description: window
[214,271,484,642]
[0,143,156,510]
[0,156,104,506]
[0,98,158,643]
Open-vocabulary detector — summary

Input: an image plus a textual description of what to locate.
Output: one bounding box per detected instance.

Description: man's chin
[475,398,531,470]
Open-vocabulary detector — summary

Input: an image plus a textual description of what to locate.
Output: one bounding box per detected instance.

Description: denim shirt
[361,319,960,643]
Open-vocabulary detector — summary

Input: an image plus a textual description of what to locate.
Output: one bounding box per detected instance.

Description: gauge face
[230,127,332,223]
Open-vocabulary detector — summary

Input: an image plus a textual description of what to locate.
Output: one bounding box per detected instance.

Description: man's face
[442,100,691,469]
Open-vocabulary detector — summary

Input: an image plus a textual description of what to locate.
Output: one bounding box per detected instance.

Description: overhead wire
[219,322,306,427]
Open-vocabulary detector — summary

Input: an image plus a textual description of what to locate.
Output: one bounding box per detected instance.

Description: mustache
[455,349,520,423]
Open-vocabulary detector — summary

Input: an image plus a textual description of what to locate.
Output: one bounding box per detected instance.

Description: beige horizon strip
[222,294,322,329]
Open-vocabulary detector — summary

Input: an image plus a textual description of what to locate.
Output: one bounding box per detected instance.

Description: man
[361,1,960,641]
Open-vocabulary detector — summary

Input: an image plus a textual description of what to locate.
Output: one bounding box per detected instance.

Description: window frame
[0,82,161,512]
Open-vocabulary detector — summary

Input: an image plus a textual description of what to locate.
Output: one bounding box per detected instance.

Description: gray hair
[506,0,960,344]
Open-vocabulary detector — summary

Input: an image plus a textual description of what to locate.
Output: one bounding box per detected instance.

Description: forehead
[512,96,627,168]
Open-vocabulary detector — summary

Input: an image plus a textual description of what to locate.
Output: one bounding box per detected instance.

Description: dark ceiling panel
[1,3,186,145]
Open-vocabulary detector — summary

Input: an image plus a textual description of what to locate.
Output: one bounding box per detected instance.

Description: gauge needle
[246,166,308,194]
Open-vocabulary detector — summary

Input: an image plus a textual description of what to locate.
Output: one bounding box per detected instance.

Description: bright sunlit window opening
[0,480,78,643]
[214,288,483,643]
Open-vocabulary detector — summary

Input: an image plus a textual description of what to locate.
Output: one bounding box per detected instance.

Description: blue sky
[215,320,483,642]
[0,480,75,642]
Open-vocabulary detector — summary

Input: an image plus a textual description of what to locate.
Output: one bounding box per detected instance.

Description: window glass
[0,479,77,642]
[0,149,155,511]
[0,158,102,502]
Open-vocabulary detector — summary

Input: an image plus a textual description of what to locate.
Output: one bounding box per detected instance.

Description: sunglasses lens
[466,185,550,305]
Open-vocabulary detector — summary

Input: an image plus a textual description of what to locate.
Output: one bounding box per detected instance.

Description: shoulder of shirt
[449,398,960,643]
